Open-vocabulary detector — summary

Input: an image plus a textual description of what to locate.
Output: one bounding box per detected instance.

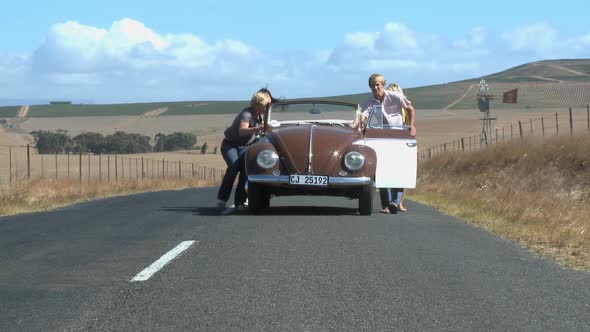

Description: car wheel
[358,184,373,216]
[248,182,270,214]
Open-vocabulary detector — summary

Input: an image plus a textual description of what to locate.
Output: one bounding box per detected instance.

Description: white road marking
[130,240,196,282]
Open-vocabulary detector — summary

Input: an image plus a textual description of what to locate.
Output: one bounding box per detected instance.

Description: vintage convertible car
[245,100,417,215]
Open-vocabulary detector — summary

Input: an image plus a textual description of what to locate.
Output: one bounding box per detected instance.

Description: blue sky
[0,0,588,103]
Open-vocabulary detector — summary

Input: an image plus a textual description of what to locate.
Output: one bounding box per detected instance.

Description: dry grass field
[2,105,589,186]
[412,135,590,270]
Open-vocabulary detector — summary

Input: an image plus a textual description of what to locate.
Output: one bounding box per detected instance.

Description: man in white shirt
[361,74,417,214]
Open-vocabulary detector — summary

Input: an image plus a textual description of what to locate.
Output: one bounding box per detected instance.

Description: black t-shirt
[223,107,261,146]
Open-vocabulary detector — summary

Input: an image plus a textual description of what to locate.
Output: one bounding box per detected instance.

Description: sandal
[399,206,407,212]
[380,208,389,213]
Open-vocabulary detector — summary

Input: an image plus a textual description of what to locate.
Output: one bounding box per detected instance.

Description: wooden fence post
[55,153,58,179]
[107,156,110,182]
[569,106,573,136]
[41,155,44,178]
[9,145,12,184]
[115,155,118,182]
[555,112,559,136]
[142,158,145,180]
[530,119,533,135]
[179,160,182,179]
[541,117,545,137]
[99,154,102,182]
[27,144,31,180]
[518,121,523,138]
[461,137,465,152]
[79,150,82,184]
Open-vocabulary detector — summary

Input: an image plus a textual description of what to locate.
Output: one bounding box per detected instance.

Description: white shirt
[362,90,411,126]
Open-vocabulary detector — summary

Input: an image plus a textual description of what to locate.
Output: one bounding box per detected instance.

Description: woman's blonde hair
[368,73,386,87]
[251,91,272,108]
[386,83,409,125]
[386,83,402,94]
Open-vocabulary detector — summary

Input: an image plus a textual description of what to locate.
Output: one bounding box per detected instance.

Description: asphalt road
[1,187,589,331]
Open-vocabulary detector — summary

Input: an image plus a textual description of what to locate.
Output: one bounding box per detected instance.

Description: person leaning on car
[216,90,272,212]
[361,73,416,214]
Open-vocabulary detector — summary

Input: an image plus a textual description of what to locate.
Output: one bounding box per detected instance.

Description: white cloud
[345,32,379,49]
[502,23,557,53]
[0,19,588,103]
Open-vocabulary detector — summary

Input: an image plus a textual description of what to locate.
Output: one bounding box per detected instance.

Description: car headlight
[343,151,365,171]
[256,149,279,169]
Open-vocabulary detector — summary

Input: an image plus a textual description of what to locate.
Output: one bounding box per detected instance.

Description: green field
[0,106,20,118]
[2,59,589,118]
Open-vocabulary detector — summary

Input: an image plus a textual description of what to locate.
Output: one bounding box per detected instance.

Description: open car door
[356,105,417,188]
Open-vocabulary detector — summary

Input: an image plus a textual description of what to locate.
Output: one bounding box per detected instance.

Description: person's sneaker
[221,206,234,215]
[235,205,248,211]
[216,200,227,208]
[243,198,248,207]
[387,202,398,214]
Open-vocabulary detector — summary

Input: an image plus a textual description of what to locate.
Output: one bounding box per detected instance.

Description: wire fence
[418,104,590,162]
[0,147,225,186]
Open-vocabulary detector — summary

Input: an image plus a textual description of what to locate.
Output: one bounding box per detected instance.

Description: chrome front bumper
[248,175,372,186]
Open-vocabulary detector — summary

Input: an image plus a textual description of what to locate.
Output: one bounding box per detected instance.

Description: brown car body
[245,100,379,215]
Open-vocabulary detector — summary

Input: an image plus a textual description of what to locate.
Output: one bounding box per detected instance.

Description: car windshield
[268,101,358,126]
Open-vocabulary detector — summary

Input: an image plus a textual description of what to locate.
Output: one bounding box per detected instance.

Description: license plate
[289,174,328,186]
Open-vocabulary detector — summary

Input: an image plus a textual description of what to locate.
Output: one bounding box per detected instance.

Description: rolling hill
[0,59,589,117]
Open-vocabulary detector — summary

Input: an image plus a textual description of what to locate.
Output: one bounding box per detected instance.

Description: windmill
[477,79,496,145]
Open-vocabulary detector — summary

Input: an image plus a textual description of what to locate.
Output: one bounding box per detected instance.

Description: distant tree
[103,131,151,154]
[31,129,74,154]
[153,132,196,152]
[164,132,197,151]
[73,132,105,154]
[154,133,166,152]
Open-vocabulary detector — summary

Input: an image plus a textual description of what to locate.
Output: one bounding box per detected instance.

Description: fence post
[179,160,182,179]
[27,144,31,180]
[162,159,165,179]
[569,106,573,136]
[88,154,91,182]
[115,155,118,182]
[67,153,70,177]
[541,117,545,137]
[79,150,82,184]
[511,124,513,138]
[41,155,44,178]
[461,137,465,152]
[518,121,523,139]
[587,103,589,134]
[107,156,110,182]
[142,158,145,180]
[530,119,533,135]
[99,154,102,182]
[9,145,12,184]
[55,152,58,179]
[555,112,559,136]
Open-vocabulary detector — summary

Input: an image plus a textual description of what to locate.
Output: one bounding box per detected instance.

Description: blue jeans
[379,188,403,209]
[217,140,248,206]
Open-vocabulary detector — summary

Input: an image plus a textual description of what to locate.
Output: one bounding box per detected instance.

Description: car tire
[248,182,270,214]
[358,184,373,216]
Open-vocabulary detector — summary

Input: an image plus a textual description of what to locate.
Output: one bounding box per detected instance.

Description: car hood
[266,125,363,175]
